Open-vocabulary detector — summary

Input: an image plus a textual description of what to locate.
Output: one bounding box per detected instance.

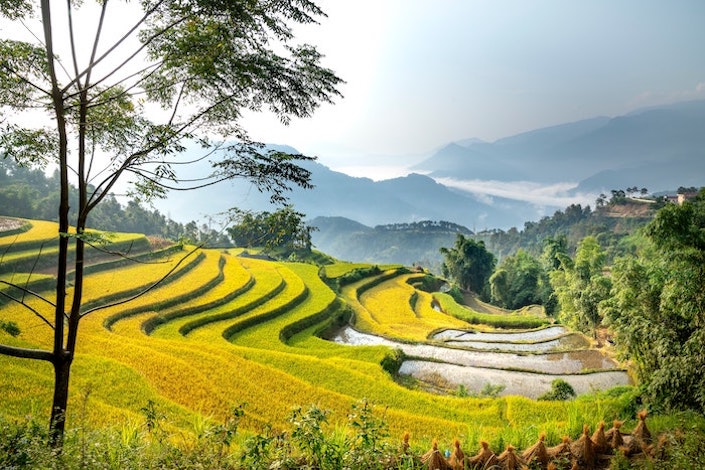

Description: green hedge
[81,251,205,313]
[141,273,255,335]
[178,277,288,336]
[103,254,227,331]
[221,286,310,341]
[278,298,344,344]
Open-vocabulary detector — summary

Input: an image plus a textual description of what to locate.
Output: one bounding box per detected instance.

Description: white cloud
[435,177,598,208]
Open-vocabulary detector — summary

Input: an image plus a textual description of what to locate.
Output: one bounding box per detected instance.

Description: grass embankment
[5,218,701,469]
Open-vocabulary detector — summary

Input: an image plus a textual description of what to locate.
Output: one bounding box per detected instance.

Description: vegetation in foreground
[2,401,705,469]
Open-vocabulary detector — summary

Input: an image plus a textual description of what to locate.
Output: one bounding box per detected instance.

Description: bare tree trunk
[41,0,73,448]
[49,351,73,446]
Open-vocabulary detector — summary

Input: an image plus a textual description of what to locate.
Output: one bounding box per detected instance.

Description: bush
[380,348,405,376]
[0,320,20,337]
[538,379,576,401]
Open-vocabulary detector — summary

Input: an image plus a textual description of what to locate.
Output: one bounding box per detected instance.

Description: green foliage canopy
[440,234,496,298]
[227,206,316,253]
[489,249,544,309]
[550,236,611,335]
[604,190,705,412]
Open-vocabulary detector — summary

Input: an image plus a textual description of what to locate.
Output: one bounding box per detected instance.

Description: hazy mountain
[156,156,534,229]
[310,216,472,270]
[154,100,705,233]
[414,100,705,188]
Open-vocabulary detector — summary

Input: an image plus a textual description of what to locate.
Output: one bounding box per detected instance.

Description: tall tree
[489,249,544,309]
[550,236,611,336]
[0,0,341,445]
[604,189,705,412]
[440,234,496,299]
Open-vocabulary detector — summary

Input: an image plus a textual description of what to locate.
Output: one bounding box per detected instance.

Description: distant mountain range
[155,100,705,231]
[415,99,705,191]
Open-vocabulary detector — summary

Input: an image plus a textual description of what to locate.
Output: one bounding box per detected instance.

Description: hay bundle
[570,424,596,469]
[421,439,449,470]
[622,410,654,457]
[468,441,498,469]
[605,420,625,450]
[401,432,411,454]
[497,444,526,470]
[522,432,549,468]
[591,421,611,455]
[632,409,652,444]
[547,435,572,461]
[447,439,465,470]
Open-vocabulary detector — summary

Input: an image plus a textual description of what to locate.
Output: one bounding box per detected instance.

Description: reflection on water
[433,326,591,352]
[433,325,568,342]
[330,325,631,398]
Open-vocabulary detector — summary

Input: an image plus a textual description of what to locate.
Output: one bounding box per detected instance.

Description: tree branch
[0,343,54,362]
[60,0,169,95]
[81,243,202,317]
[0,288,55,329]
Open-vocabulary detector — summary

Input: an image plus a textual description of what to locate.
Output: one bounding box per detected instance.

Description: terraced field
[1,217,635,449]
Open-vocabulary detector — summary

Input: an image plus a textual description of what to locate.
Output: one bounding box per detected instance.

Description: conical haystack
[605,420,625,450]
[622,410,654,457]
[468,440,499,469]
[497,444,527,470]
[547,435,572,460]
[447,439,465,470]
[421,439,449,470]
[632,409,652,444]
[591,421,611,455]
[522,432,549,468]
[570,424,596,469]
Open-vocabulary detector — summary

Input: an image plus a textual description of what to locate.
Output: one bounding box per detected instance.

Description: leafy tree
[604,189,705,412]
[550,236,611,336]
[227,205,315,254]
[489,249,544,309]
[0,0,341,445]
[440,234,496,299]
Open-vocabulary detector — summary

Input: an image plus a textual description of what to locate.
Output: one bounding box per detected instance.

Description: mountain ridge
[154,99,705,231]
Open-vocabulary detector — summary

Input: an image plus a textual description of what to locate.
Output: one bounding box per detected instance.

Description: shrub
[0,319,20,336]
[380,348,405,375]
[538,379,576,401]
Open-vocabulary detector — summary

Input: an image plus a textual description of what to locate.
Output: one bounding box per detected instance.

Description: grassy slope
[1,217,687,456]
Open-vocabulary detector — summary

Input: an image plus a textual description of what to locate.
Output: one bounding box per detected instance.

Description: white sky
[240,0,705,173]
[3,0,705,189]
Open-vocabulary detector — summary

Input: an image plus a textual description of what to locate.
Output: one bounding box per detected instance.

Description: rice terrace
[3,216,702,469]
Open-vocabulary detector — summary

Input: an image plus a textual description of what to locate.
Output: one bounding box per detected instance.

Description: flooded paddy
[433,325,569,342]
[432,326,591,352]
[330,326,630,398]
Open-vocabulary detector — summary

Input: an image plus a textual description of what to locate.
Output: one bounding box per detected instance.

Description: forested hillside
[0,158,231,246]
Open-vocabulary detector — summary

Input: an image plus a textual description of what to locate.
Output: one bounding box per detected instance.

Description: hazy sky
[242,0,705,172]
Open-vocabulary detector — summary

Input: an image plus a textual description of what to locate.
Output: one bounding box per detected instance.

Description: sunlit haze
[241,0,705,179]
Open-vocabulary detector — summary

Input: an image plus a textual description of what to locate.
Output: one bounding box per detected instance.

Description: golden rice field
[0,217,640,451]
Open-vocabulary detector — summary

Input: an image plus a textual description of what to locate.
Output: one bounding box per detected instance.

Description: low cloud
[435,177,598,208]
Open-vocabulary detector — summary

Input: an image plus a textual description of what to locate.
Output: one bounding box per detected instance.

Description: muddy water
[330,326,631,397]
